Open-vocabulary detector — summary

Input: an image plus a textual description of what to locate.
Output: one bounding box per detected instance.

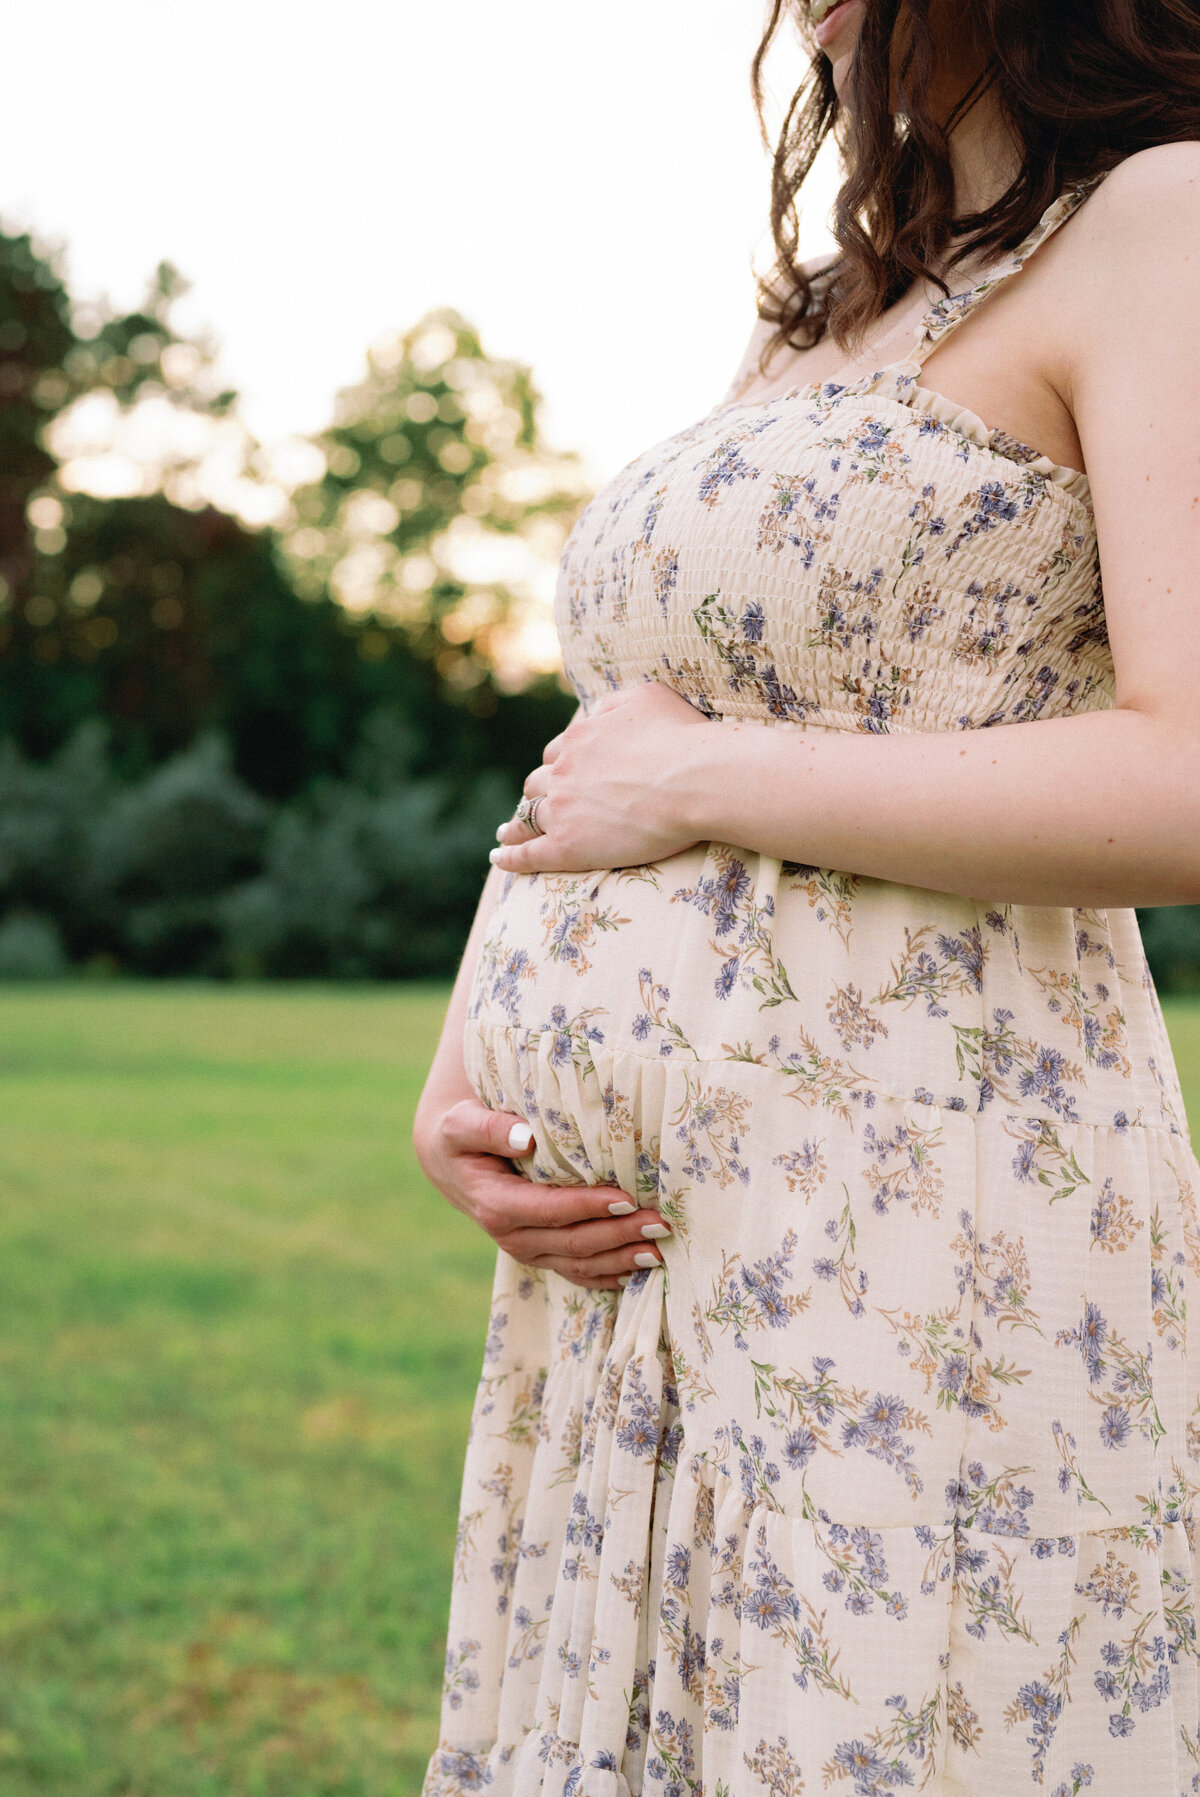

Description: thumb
[443,1097,536,1159]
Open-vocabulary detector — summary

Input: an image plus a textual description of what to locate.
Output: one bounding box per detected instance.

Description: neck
[945,89,1021,220]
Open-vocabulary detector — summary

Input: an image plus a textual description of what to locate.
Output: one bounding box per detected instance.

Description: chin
[812,0,866,65]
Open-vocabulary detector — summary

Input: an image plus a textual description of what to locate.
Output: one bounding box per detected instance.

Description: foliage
[223,770,514,981]
[0,227,577,818]
[0,910,68,978]
[1138,906,1200,996]
[285,306,588,690]
[2,481,572,798]
[0,721,509,978]
[0,229,230,615]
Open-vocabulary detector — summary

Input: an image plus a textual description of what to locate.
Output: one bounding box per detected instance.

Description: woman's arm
[492,150,1200,909]
[413,865,670,1287]
[677,700,1200,908]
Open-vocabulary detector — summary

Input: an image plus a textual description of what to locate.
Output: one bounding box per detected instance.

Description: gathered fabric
[424,172,1200,1796]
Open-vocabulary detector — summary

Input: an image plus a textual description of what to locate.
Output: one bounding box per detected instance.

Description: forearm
[677,705,1200,908]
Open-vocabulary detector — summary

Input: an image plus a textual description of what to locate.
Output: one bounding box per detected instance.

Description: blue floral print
[423,172,1200,1797]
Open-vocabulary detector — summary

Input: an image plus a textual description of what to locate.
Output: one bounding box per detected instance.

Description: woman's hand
[413,1095,671,1290]
[490,681,707,875]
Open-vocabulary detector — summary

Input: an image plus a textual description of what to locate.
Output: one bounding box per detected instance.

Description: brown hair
[751,0,1200,362]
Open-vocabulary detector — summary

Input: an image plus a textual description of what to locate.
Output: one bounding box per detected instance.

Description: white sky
[1,1,840,489]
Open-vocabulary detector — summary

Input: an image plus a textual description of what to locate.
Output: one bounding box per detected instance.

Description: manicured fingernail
[507,1123,533,1152]
[608,1200,636,1216]
[489,848,503,864]
[495,825,505,841]
[634,1251,660,1268]
[641,1222,671,1240]
[617,1274,632,1287]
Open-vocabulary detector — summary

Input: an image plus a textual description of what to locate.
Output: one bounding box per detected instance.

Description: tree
[284,306,589,701]
[0,229,232,623]
[0,238,579,800]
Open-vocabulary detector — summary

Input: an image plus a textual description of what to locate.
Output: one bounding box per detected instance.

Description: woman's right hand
[413,1095,671,1290]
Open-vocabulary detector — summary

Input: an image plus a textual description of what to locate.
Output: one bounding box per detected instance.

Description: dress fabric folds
[423,173,1200,1796]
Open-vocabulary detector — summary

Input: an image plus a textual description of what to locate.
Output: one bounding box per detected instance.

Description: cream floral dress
[423,173,1200,1797]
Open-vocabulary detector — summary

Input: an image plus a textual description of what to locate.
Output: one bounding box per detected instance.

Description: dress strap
[904,173,1109,373]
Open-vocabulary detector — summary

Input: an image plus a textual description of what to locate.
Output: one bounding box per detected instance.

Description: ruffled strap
[903,172,1110,374]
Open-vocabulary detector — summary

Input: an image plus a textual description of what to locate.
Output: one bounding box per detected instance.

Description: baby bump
[464,846,838,1061]
[463,861,665,1187]
[464,848,997,1137]
[460,845,891,1197]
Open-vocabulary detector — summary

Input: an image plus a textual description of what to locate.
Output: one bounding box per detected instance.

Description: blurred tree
[3,490,418,793]
[0,230,73,614]
[1,487,574,799]
[0,239,578,800]
[285,306,589,697]
[0,228,232,619]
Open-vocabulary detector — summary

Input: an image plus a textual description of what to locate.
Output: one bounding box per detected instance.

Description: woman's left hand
[491,681,708,874]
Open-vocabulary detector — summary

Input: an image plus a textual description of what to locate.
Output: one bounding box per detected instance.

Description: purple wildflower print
[432,178,1200,1797]
[1056,1299,1108,1383]
[695,436,763,507]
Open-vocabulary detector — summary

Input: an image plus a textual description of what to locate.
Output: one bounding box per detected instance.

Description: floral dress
[423,173,1200,1797]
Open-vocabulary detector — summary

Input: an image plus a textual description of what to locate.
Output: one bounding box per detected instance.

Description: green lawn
[0,986,494,1796]
[2,987,1200,1795]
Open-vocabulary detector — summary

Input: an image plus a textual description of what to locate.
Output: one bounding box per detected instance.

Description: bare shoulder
[1095,139,1200,203]
[1078,142,1200,260]
[1064,142,1200,485]
[1061,142,1200,371]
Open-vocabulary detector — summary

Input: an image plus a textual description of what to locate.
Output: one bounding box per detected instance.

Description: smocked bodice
[555,179,1110,736]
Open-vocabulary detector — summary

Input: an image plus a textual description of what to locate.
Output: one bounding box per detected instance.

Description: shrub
[0,721,513,979]
[0,721,116,958]
[221,769,513,979]
[0,912,68,979]
[8,718,1200,992]
[1138,906,1200,997]
[92,735,269,974]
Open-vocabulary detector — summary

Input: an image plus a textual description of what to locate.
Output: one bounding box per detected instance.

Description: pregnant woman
[417,3,1200,1791]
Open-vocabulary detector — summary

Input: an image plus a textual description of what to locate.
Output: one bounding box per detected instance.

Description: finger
[531,1241,666,1279]
[503,1214,672,1263]
[442,1099,537,1160]
[495,804,551,846]
[474,1180,664,1234]
[494,773,550,845]
[536,1188,664,1227]
[489,835,574,874]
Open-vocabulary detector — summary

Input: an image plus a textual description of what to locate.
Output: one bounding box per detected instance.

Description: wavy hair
[751,0,1200,362]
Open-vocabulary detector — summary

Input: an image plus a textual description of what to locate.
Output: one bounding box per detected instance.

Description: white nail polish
[507,1123,534,1152]
[641,1222,671,1240]
[617,1274,633,1287]
[633,1251,660,1268]
[488,848,503,864]
[608,1200,636,1216]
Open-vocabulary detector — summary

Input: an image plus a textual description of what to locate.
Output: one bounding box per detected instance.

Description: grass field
[0,986,495,1796]
[3,987,1200,1795]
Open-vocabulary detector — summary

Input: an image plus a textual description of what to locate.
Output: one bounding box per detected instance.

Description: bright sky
[1,1,840,490]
